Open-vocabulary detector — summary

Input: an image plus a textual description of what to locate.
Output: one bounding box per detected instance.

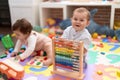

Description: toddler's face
[72,12,89,32]
[13,30,28,41]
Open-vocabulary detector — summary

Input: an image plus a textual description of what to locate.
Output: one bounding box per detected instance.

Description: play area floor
[0,37,120,80]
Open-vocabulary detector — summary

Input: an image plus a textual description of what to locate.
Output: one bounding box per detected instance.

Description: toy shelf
[39,1,120,29]
[39,2,67,27]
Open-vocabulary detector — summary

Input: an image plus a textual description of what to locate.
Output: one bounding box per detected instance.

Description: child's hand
[15,55,21,60]
[43,59,52,67]
[11,52,18,57]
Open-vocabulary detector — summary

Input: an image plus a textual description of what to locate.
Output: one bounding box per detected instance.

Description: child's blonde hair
[73,7,90,20]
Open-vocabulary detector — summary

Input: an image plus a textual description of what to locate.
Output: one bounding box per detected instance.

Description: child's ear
[86,21,90,27]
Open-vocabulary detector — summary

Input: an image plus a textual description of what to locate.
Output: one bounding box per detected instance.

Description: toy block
[9,48,14,53]
[1,34,14,49]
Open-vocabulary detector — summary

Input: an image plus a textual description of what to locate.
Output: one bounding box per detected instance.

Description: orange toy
[0,58,24,80]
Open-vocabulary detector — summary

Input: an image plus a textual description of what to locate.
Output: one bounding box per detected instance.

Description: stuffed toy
[59,8,120,42]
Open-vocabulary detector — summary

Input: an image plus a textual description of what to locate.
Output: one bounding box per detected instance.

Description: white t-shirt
[61,26,91,51]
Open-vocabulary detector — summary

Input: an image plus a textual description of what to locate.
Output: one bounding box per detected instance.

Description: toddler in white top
[61,7,91,68]
[11,18,53,66]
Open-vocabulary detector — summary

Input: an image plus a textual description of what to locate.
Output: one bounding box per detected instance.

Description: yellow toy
[97,70,103,75]
[116,71,120,77]
[113,36,117,40]
[101,34,106,38]
[92,32,98,39]
[46,18,56,27]
[11,33,16,37]
[114,20,120,30]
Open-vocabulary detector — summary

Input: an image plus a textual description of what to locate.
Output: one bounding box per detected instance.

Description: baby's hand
[43,59,52,67]
[11,52,18,57]
[15,55,21,61]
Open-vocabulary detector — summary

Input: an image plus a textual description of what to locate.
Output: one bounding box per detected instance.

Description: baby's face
[13,30,28,41]
[72,12,89,32]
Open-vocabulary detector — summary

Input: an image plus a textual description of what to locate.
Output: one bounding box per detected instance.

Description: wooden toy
[52,38,84,80]
[27,56,47,67]
[0,58,24,80]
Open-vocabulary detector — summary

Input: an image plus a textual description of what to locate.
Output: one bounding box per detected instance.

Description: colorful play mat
[0,37,120,80]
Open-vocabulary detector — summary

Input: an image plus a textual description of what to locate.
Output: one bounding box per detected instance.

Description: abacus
[52,38,84,80]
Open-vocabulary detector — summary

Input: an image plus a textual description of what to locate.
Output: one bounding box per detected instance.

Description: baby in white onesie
[11,18,53,66]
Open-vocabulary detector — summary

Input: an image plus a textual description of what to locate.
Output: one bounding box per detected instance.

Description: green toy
[33,25,42,32]
[1,34,14,49]
[0,53,7,59]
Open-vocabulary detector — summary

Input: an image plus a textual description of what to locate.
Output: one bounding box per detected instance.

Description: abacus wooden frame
[52,38,84,80]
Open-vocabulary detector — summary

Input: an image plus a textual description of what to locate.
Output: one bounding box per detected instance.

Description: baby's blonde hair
[73,7,90,20]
